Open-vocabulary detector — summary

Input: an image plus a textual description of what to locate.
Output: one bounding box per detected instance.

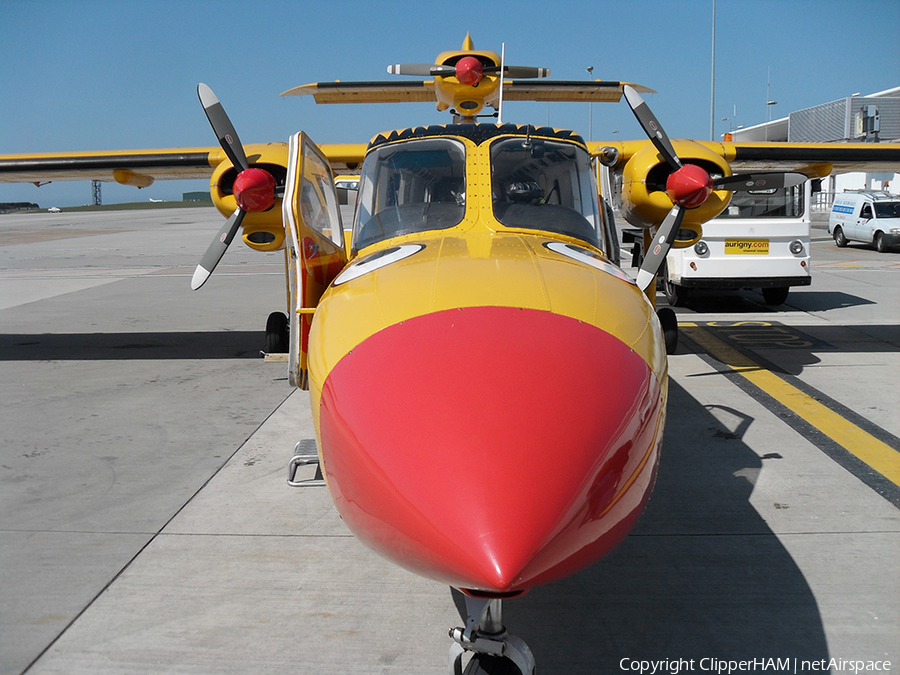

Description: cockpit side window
[354,138,467,251]
[490,138,601,246]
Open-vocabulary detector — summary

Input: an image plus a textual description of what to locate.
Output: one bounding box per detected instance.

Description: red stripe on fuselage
[319,306,663,592]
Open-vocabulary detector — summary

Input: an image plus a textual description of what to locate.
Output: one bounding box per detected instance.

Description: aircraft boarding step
[287,440,326,487]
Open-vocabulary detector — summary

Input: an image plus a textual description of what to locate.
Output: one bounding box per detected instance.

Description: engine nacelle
[210,142,288,252]
[620,140,732,247]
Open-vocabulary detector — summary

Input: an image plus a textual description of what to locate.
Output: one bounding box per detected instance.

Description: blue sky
[2,0,898,207]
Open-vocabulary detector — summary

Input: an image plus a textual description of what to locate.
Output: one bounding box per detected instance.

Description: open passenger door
[283,132,348,389]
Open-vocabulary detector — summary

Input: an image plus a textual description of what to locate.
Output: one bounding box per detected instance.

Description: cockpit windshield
[491,137,601,246]
[354,138,466,250]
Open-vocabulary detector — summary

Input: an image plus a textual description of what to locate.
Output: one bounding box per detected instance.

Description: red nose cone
[233,167,276,212]
[455,56,484,86]
[319,306,663,592]
[666,163,713,209]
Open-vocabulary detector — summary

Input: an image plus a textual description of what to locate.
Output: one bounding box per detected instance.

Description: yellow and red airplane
[2,34,900,675]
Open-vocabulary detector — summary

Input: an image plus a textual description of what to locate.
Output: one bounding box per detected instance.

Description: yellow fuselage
[301,125,669,592]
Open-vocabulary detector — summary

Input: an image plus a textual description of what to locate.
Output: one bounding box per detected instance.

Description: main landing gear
[656,306,678,355]
[265,311,289,354]
[449,590,535,675]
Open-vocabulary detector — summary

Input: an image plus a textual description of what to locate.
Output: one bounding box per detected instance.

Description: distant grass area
[0,201,215,215]
[54,201,214,213]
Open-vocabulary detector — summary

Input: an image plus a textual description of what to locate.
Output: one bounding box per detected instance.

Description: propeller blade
[191,208,246,290]
[636,205,685,292]
[387,63,449,76]
[197,83,249,173]
[430,64,461,77]
[623,84,681,172]
[714,172,807,192]
[484,65,551,78]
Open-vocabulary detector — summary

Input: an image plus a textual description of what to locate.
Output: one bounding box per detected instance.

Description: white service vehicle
[828,190,900,253]
[661,179,812,306]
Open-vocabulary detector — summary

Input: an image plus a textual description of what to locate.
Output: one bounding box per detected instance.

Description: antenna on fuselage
[498,42,506,124]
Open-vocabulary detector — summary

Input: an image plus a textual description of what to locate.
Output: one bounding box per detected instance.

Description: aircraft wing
[718,141,900,175]
[593,140,900,176]
[502,81,656,103]
[280,81,437,104]
[0,148,222,185]
[0,143,368,185]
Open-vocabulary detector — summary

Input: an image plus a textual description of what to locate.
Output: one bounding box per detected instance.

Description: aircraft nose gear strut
[449,591,535,675]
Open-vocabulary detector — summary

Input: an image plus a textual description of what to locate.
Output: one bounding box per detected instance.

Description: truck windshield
[354,138,466,250]
[491,137,600,246]
[874,202,900,218]
[716,184,804,219]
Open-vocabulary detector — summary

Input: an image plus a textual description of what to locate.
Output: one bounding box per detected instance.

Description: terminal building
[729,86,900,202]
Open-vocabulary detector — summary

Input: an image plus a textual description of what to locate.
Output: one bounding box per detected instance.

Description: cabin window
[354,138,466,250]
[491,138,601,246]
[300,143,344,248]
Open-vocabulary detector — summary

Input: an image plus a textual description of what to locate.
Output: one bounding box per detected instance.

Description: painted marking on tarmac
[680,321,900,506]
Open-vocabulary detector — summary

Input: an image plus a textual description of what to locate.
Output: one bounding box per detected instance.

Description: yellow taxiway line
[681,323,900,487]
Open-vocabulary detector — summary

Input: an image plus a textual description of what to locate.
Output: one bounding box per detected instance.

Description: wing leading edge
[592,140,900,176]
[0,144,367,185]
[0,148,221,185]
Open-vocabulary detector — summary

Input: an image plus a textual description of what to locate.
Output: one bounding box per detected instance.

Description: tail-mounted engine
[209,142,289,252]
[619,139,732,248]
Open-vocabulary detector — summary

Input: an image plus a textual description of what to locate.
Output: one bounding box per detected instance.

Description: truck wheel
[762,287,789,305]
[875,232,888,253]
[663,277,688,307]
[833,226,848,247]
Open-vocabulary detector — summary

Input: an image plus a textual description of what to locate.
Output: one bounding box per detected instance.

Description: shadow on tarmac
[505,380,828,673]
[784,290,877,312]
[0,332,266,359]
[666,289,875,314]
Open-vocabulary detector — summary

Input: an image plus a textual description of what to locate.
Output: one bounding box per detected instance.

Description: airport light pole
[710,0,716,141]
[586,65,594,141]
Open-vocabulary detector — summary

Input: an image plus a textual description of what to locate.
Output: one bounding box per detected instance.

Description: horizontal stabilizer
[281,80,655,105]
[504,80,655,103]
[280,81,436,104]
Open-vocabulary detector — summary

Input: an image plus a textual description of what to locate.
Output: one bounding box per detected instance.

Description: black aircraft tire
[463,654,522,675]
[656,307,678,355]
[265,311,289,354]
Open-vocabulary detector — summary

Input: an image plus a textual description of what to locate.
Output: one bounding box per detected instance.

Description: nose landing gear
[449,590,535,675]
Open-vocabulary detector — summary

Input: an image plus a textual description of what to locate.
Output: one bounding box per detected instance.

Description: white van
[661,180,812,306]
[828,190,900,253]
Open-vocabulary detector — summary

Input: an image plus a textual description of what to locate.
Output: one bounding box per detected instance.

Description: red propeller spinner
[455,56,484,86]
[665,164,713,209]
[233,167,276,212]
